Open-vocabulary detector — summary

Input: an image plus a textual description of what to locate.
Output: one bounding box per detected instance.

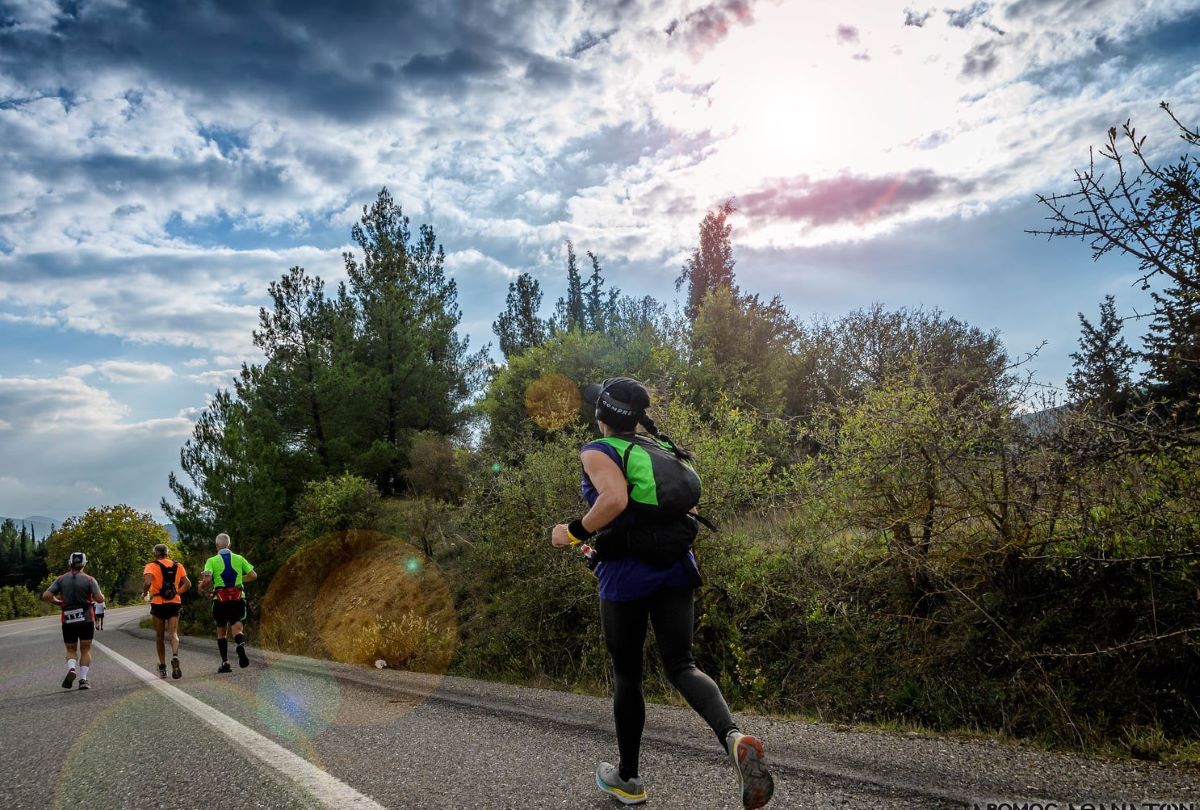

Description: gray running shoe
[595,762,646,805]
[77,679,90,690]
[728,733,774,809]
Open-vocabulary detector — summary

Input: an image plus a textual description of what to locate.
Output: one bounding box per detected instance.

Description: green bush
[0,586,43,620]
[295,473,381,538]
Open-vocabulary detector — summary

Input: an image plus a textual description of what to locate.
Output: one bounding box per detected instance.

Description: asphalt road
[1,607,1198,809]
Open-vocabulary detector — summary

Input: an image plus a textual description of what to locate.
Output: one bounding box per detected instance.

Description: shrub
[295,473,381,538]
[0,586,42,620]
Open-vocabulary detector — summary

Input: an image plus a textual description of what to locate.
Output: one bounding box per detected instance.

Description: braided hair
[637,413,693,462]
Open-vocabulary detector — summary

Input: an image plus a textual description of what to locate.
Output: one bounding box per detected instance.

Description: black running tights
[600,586,738,778]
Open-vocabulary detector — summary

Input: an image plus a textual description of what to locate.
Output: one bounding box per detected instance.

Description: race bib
[63,608,86,624]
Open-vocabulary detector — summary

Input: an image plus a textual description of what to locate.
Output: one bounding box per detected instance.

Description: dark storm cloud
[739,171,975,227]
[402,48,501,80]
[0,0,574,122]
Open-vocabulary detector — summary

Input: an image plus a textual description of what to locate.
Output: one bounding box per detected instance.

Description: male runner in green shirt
[198,533,256,673]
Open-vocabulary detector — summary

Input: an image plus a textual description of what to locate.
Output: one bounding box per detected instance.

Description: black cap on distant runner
[582,377,651,430]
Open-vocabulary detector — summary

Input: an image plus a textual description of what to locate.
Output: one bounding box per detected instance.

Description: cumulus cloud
[93,360,175,383]
[0,372,193,517]
[946,2,992,28]
[0,374,128,432]
[962,40,1002,76]
[904,8,934,26]
[188,368,242,387]
[666,0,758,54]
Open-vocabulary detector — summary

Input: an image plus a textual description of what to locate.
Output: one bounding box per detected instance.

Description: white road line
[93,639,386,810]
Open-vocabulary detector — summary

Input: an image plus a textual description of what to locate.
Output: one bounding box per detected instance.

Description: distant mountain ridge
[0,516,178,542]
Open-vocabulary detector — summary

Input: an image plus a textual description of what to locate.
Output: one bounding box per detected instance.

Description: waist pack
[592,514,700,569]
[215,586,243,603]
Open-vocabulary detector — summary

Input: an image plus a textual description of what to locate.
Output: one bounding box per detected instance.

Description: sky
[1,0,1198,523]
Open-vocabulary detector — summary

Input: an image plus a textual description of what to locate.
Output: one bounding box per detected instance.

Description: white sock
[67,658,77,672]
[725,730,743,754]
[80,665,89,679]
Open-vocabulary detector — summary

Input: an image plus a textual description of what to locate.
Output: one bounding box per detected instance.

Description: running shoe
[157,664,168,679]
[594,762,646,806]
[728,733,774,809]
[236,644,250,668]
[61,668,76,689]
[171,657,182,680]
[217,661,232,674]
[78,679,90,690]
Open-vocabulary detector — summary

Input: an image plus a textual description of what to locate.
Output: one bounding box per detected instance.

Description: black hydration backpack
[594,434,702,517]
[157,561,178,600]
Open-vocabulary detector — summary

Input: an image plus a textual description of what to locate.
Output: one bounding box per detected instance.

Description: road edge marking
[93,639,385,809]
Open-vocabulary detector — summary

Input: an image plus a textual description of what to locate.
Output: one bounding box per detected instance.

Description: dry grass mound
[259,530,457,673]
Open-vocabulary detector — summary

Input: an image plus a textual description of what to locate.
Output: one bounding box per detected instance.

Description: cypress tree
[1067,295,1136,411]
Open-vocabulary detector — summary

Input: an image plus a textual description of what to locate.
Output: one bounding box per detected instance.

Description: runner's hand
[551,524,573,548]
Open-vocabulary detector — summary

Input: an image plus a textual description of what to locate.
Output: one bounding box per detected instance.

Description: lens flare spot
[524,373,582,430]
[260,529,457,727]
[255,662,341,741]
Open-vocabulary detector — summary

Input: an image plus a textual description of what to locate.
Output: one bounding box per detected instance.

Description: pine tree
[341,188,487,494]
[163,388,290,557]
[1143,281,1200,404]
[253,266,337,469]
[1067,295,1136,410]
[675,199,737,321]
[493,273,547,360]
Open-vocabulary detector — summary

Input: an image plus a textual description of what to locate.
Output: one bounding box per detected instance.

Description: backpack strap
[155,560,176,588]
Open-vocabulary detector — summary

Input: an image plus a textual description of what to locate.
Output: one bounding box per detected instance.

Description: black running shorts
[150,602,182,620]
[211,599,247,627]
[62,621,95,644]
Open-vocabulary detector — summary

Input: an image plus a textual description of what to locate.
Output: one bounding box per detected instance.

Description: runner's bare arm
[199,570,213,594]
[579,449,629,529]
[178,575,192,594]
[243,569,257,583]
[41,587,62,606]
[551,449,629,548]
[142,572,153,599]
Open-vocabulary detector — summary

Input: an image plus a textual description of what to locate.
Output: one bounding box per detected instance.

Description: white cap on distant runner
[68,551,87,569]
